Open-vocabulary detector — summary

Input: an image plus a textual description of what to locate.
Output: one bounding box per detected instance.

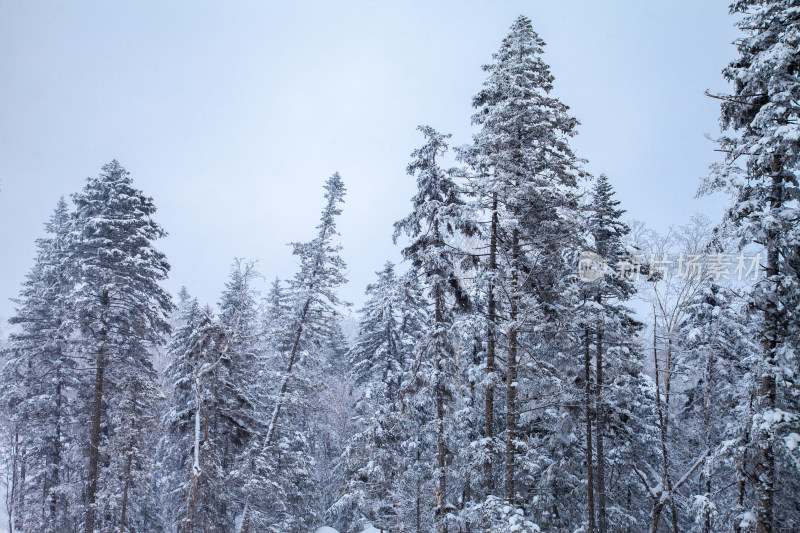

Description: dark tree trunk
[118,445,133,533]
[584,328,596,533]
[118,387,138,533]
[756,157,782,533]
[265,297,311,446]
[434,283,448,533]
[85,339,106,533]
[595,326,607,533]
[415,449,422,533]
[484,193,498,493]
[504,227,519,503]
[49,371,63,527]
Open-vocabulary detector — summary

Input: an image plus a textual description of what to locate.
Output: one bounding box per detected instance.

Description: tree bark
[584,328,596,533]
[434,283,448,533]
[595,326,607,533]
[118,390,137,533]
[504,227,519,503]
[85,339,106,533]
[756,157,781,533]
[651,311,674,533]
[484,193,498,493]
[49,368,63,529]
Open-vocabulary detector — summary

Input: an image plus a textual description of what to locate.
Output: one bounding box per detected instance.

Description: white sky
[0,1,739,324]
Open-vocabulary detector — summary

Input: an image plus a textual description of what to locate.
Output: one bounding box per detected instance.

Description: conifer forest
[2,3,800,533]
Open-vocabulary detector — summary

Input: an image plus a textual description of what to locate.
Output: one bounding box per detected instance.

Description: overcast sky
[0,1,740,326]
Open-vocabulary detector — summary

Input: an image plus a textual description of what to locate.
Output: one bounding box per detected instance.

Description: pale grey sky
[0,1,738,324]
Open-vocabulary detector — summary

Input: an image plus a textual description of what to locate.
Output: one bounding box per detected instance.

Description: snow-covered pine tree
[582,174,659,532]
[676,283,760,532]
[702,2,800,529]
[238,173,349,532]
[161,295,201,530]
[213,259,263,528]
[394,125,475,533]
[161,295,229,533]
[68,160,173,533]
[162,260,263,533]
[265,173,348,447]
[2,198,78,532]
[462,15,584,528]
[332,263,428,531]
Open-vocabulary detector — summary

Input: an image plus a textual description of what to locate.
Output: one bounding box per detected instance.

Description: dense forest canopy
[1,3,799,533]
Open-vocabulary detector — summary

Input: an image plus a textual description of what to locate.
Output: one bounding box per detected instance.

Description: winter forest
[2,3,800,533]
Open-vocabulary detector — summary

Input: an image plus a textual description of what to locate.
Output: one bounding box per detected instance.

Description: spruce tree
[332,263,428,531]
[239,173,349,533]
[584,174,643,532]
[394,125,474,533]
[702,2,800,529]
[3,198,78,532]
[462,15,583,526]
[69,160,173,533]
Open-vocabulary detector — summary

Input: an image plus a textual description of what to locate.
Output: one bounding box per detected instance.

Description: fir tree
[702,2,800,529]
[461,15,583,528]
[68,160,173,533]
[394,125,474,533]
[239,173,349,533]
[584,174,643,532]
[2,198,78,532]
[332,263,428,531]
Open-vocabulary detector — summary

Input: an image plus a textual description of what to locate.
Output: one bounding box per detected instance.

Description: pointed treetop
[319,172,346,230]
[45,196,70,233]
[501,15,545,56]
[478,14,553,97]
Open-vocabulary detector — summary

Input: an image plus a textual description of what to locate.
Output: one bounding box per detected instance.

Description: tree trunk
[415,447,422,533]
[735,412,750,533]
[649,501,664,533]
[665,337,679,533]
[651,311,669,533]
[186,373,204,533]
[702,340,715,533]
[584,328,596,533]
[17,450,25,533]
[7,428,19,533]
[118,437,134,533]
[757,157,781,533]
[265,298,311,446]
[505,227,519,503]
[484,193,498,493]
[49,370,63,528]
[85,340,106,533]
[595,326,607,533]
[434,283,448,533]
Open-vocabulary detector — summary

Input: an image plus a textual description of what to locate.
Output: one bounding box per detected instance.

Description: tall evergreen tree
[394,125,475,533]
[264,173,348,447]
[161,296,213,532]
[2,198,78,532]
[461,15,584,528]
[239,173,349,533]
[68,160,173,533]
[702,2,800,530]
[582,175,661,532]
[332,263,428,531]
